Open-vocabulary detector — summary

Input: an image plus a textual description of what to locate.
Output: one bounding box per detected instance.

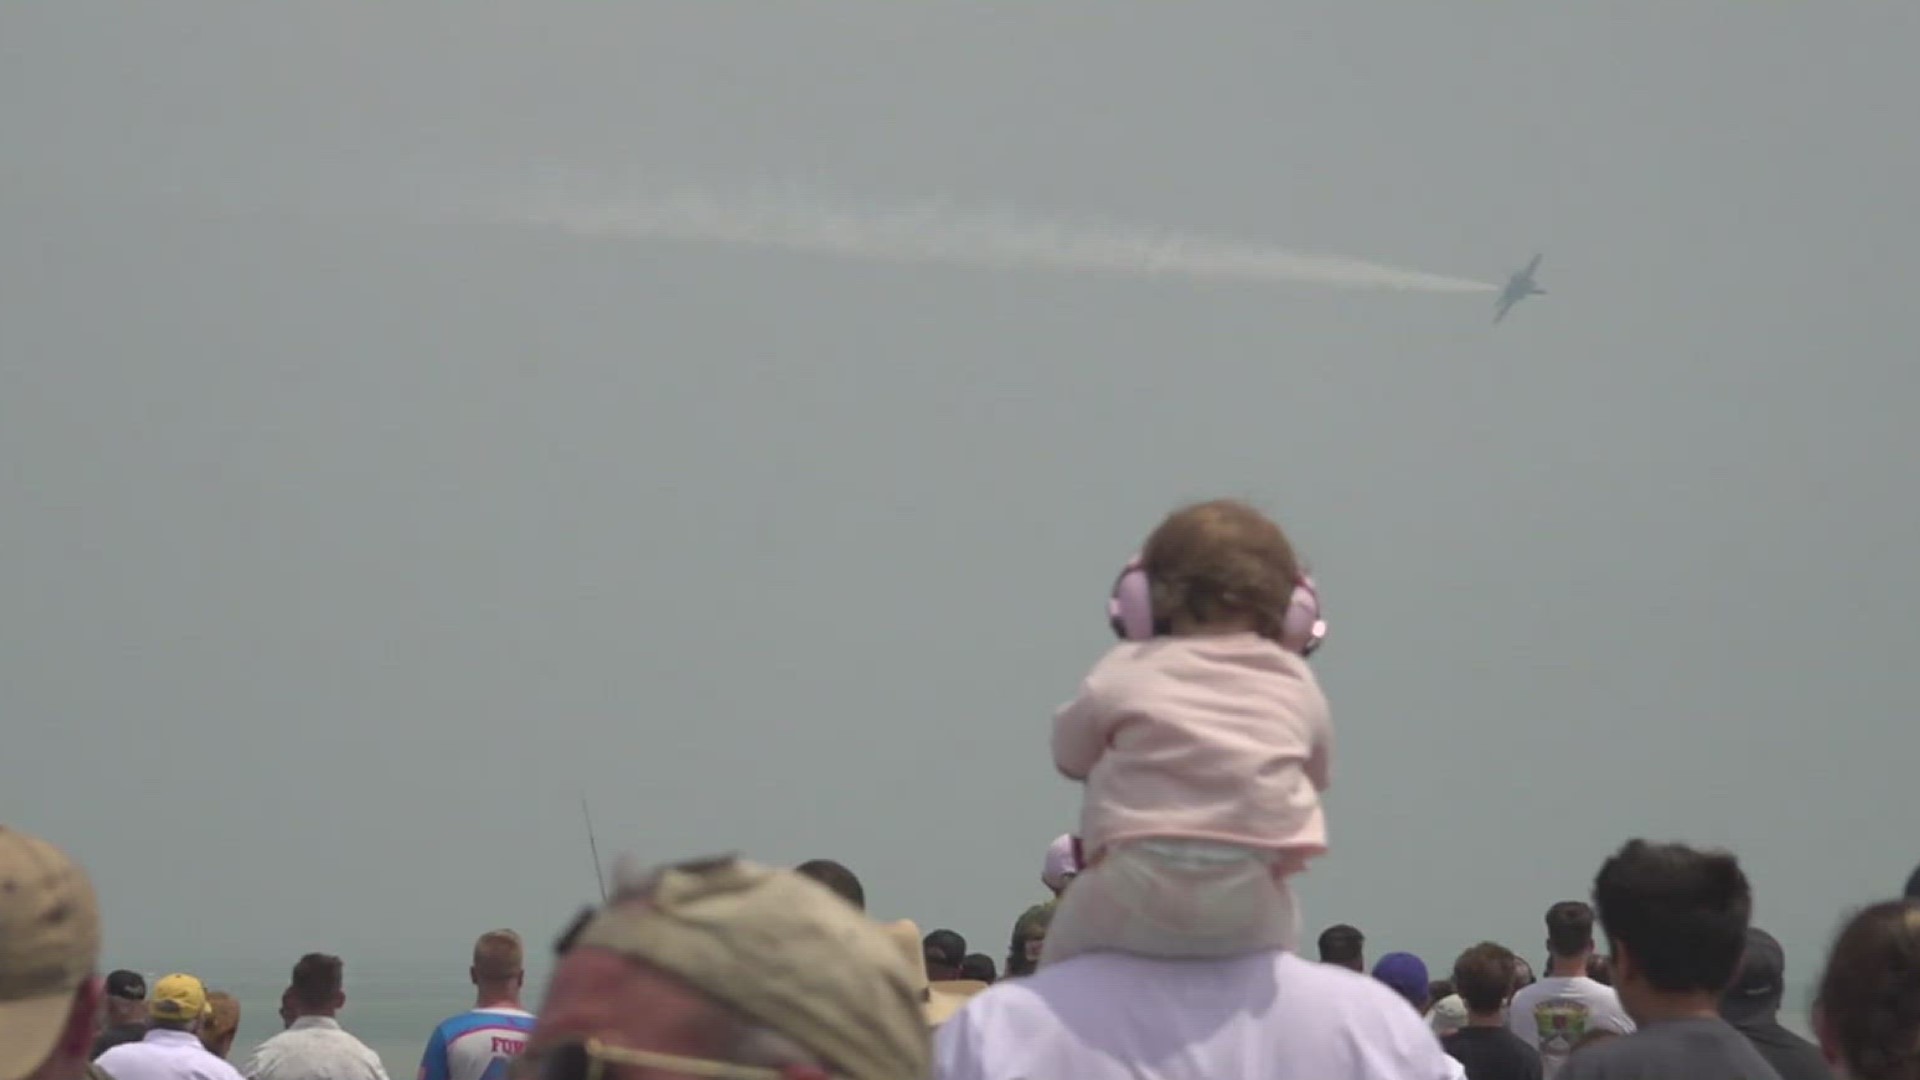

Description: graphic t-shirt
[1443,1025,1544,1080]
[1508,976,1636,1078]
[1557,1017,1783,1080]
[418,1007,536,1080]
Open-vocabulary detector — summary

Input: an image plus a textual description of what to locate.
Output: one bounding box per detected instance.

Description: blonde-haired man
[417,931,535,1080]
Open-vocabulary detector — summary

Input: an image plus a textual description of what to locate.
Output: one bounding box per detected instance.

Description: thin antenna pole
[581,798,607,902]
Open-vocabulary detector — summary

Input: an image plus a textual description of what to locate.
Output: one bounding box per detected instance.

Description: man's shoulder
[437,1008,537,1036]
[1517,976,1620,1008]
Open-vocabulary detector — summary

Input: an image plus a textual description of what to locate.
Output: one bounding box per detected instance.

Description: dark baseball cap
[1719,928,1784,1023]
[1372,952,1431,1008]
[105,970,147,1001]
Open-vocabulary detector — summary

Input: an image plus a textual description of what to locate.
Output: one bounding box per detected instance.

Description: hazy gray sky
[4,3,1916,989]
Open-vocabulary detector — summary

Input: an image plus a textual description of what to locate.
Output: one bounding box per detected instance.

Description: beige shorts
[1039,839,1302,968]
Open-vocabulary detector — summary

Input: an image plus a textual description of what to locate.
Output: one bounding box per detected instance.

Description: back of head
[1592,839,1751,994]
[0,826,102,1080]
[1511,955,1536,991]
[200,993,240,1057]
[1452,942,1520,1016]
[1317,924,1365,971]
[1142,499,1302,641]
[147,974,208,1033]
[102,972,146,1022]
[472,929,524,984]
[959,954,997,984]
[288,953,344,1013]
[1816,900,1920,1080]
[922,930,966,976]
[1906,864,1920,903]
[794,860,865,912]
[1006,902,1056,978]
[1586,954,1614,986]
[1546,900,1598,959]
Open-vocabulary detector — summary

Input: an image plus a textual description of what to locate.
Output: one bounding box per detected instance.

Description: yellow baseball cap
[149,974,209,1024]
[0,827,101,1080]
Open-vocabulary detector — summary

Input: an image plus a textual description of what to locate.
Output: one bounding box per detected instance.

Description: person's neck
[1547,954,1589,978]
[1169,615,1260,637]
[1630,990,1722,1024]
[293,1007,338,1022]
[1467,1012,1506,1028]
[474,985,521,1010]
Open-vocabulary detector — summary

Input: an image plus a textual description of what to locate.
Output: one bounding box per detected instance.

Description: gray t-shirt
[1558,1017,1783,1080]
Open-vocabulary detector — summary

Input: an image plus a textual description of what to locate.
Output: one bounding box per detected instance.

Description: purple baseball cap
[1372,952,1430,1008]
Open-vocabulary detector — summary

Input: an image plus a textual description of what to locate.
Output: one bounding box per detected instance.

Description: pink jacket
[1053,633,1332,863]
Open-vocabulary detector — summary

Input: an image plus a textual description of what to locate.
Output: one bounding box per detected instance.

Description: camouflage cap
[571,856,928,1080]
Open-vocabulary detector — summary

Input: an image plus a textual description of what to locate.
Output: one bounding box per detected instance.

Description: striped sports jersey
[418,1007,536,1080]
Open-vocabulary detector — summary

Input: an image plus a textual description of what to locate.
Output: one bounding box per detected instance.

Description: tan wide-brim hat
[925,980,989,1026]
[0,827,101,1080]
[879,920,989,1028]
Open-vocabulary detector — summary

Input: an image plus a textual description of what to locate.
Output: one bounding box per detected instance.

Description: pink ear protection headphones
[1107,553,1327,656]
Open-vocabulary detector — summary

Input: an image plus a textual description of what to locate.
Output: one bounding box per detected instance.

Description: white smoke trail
[454,182,1496,294]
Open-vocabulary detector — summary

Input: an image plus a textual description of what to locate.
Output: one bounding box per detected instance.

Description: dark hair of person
[794,859,866,911]
[1547,900,1597,958]
[959,953,997,984]
[1815,900,1920,1080]
[923,929,966,971]
[1452,942,1520,1015]
[1586,953,1613,986]
[1591,839,1751,993]
[289,953,344,1009]
[1318,923,1365,967]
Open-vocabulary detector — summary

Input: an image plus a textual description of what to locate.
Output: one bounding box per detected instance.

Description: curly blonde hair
[1141,499,1302,642]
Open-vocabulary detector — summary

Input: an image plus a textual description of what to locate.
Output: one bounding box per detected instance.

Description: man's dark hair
[1905,862,1920,902]
[1428,978,1455,1003]
[794,859,865,911]
[923,929,966,971]
[1592,839,1751,993]
[1317,924,1365,970]
[289,953,345,1009]
[959,953,997,984]
[1452,942,1519,1015]
[1546,900,1597,958]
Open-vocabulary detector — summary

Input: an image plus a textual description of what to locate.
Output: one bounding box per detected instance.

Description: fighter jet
[1493,253,1546,324]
